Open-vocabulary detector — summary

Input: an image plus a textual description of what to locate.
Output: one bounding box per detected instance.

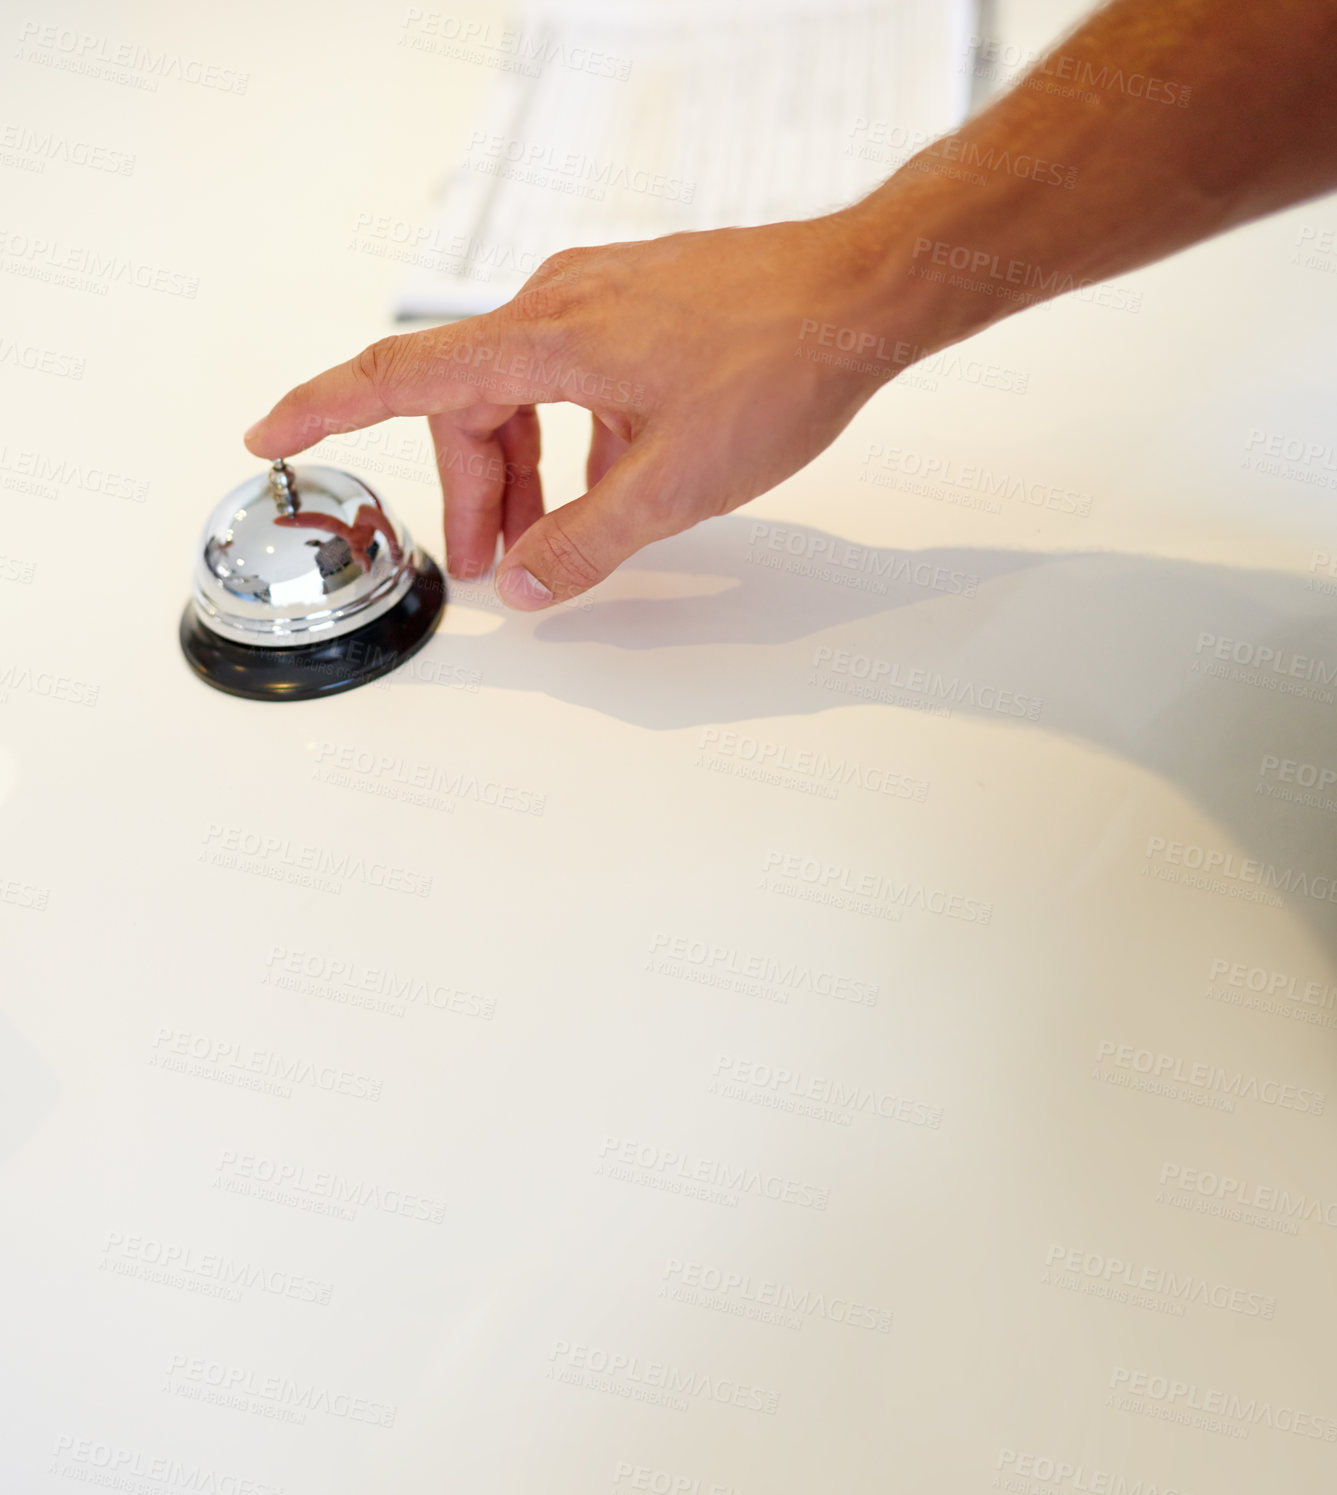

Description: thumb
[495,440,673,610]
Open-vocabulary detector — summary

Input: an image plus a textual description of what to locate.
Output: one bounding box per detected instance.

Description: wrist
[831,168,1034,370]
[783,164,1046,405]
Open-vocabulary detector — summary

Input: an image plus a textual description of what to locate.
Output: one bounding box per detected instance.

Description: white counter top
[3,3,1336,1490]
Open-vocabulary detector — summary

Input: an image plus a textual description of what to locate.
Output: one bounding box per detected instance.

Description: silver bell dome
[190,461,418,648]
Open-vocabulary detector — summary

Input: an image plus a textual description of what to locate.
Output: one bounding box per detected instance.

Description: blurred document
[395,0,979,317]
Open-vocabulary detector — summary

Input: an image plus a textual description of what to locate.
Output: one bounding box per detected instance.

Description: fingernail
[496,564,553,610]
[243,421,264,446]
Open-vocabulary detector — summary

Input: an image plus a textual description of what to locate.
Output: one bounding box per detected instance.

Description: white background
[2,1,1337,1491]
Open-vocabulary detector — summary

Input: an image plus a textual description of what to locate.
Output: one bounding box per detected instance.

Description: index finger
[242,313,550,459]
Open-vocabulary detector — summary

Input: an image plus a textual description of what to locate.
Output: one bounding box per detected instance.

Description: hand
[243,209,919,610]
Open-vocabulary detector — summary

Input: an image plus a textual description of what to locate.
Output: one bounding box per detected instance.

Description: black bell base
[179,555,446,702]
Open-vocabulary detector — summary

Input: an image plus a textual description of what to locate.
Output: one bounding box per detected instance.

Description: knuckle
[535,246,587,280]
[354,336,409,398]
[514,248,597,324]
[445,465,503,512]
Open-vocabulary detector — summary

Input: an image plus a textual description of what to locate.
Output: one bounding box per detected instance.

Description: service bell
[179,460,445,700]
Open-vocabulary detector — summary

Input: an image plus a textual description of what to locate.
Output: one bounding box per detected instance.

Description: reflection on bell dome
[189,462,417,647]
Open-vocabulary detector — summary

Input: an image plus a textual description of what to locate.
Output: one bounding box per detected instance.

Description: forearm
[846,0,1337,353]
